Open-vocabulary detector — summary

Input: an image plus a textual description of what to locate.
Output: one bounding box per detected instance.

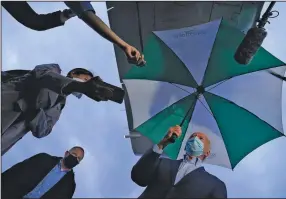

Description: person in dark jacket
[2,146,85,199]
[1,64,113,155]
[131,125,227,198]
[1,1,76,31]
[2,1,146,66]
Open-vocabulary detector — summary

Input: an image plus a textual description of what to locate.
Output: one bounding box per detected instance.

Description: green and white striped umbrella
[123,19,286,169]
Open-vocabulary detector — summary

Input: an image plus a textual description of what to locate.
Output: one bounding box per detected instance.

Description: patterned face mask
[184,136,204,157]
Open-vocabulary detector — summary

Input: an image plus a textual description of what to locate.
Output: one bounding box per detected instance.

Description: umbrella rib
[143,96,197,136]
[204,91,285,169]
[197,97,213,116]
[206,92,285,135]
[132,93,197,132]
[179,97,198,126]
[206,65,286,93]
[200,19,223,86]
[152,33,198,87]
[206,78,230,92]
[169,83,195,94]
[169,83,213,119]
[136,2,144,52]
[202,92,235,169]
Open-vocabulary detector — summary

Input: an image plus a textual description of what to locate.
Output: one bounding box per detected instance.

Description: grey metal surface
[106,1,264,156]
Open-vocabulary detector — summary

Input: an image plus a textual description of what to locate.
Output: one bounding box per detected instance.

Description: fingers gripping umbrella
[123,19,286,169]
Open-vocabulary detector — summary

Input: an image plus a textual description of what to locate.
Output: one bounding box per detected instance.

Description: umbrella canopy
[107,1,265,156]
[122,19,286,169]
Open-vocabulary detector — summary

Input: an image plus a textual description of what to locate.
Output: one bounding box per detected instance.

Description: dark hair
[70,146,85,158]
[66,68,94,78]
[69,146,84,158]
[70,146,84,152]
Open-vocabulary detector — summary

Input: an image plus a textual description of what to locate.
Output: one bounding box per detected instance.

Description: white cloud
[67,136,104,197]
[2,45,19,69]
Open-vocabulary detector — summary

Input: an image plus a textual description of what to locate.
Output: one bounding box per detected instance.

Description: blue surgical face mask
[71,77,84,99]
[185,136,204,157]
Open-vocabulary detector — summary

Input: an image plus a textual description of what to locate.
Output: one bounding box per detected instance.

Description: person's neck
[60,160,70,171]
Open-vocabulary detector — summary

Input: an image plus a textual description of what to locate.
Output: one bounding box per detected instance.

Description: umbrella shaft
[169,98,197,143]
[179,98,197,127]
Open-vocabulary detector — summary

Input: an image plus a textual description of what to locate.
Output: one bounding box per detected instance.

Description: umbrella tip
[196,85,205,94]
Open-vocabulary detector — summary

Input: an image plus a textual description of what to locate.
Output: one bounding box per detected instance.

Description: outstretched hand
[60,9,76,23]
[123,45,146,67]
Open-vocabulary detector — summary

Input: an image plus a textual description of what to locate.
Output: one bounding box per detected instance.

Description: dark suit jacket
[1,153,76,199]
[131,148,227,198]
[1,64,69,155]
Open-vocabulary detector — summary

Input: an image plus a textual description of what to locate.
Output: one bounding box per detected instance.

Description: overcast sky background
[1,2,286,198]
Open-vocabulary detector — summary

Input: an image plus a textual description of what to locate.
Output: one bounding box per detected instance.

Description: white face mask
[71,77,85,99]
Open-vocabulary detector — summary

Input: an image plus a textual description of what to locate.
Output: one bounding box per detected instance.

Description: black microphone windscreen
[234,27,267,65]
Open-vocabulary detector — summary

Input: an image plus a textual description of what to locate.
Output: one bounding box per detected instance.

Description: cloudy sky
[1,2,286,198]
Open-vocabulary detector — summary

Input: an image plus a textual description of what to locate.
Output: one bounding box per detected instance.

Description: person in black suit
[2,146,85,199]
[131,125,227,198]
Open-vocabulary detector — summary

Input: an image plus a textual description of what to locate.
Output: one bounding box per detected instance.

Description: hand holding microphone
[157,125,182,150]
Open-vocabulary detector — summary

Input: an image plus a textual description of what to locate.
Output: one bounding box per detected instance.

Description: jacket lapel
[47,91,59,108]
[174,167,206,187]
[170,159,183,185]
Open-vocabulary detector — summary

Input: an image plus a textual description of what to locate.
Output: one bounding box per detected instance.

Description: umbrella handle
[168,134,178,143]
[167,98,196,143]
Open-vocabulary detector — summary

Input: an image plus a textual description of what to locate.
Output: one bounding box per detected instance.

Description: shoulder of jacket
[38,154,64,162]
[30,153,53,162]
[204,169,225,185]
[36,153,52,157]
[34,64,62,74]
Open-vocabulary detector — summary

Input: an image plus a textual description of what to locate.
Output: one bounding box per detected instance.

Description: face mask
[185,136,204,157]
[71,77,84,99]
[63,153,79,169]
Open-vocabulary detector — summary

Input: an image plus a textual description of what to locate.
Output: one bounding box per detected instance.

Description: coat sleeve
[64,1,95,18]
[1,1,64,31]
[31,64,74,95]
[211,180,227,198]
[131,148,161,187]
[66,182,76,199]
[28,103,64,138]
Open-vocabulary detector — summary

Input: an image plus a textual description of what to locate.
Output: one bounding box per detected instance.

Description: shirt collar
[59,159,70,172]
[183,155,202,166]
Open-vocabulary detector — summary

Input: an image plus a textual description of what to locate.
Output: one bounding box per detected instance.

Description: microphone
[234,2,277,65]
[234,27,267,65]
